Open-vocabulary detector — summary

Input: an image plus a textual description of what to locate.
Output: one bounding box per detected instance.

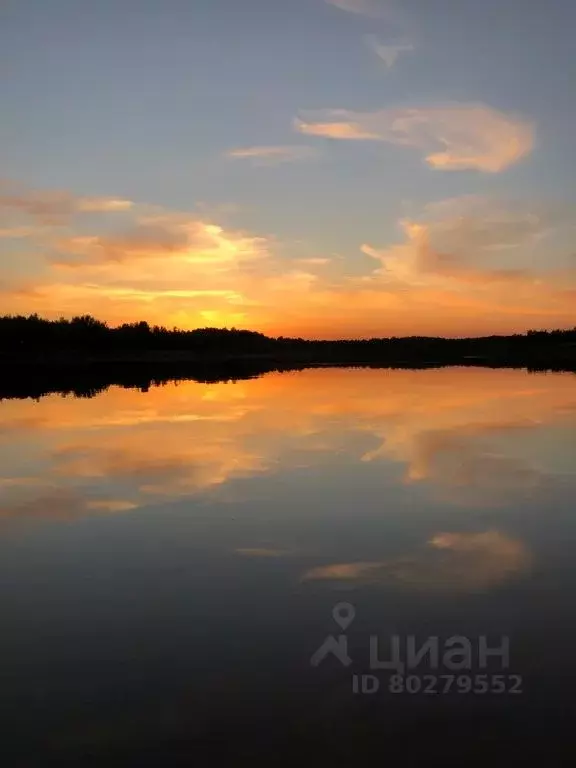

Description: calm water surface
[1,367,576,764]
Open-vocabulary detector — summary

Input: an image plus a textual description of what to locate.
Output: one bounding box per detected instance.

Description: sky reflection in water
[1,367,576,761]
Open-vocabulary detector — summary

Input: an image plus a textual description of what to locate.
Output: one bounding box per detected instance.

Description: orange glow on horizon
[1,182,575,338]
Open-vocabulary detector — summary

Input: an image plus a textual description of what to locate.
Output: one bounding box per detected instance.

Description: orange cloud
[361,218,539,286]
[294,117,381,141]
[226,145,316,165]
[0,179,133,224]
[53,227,190,265]
[296,103,535,172]
[303,530,530,591]
[303,561,384,581]
[0,227,39,239]
[348,196,576,334]
[52,218,268,268]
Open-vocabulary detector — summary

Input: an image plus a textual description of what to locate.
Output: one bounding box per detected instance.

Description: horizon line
[2,313,575,343]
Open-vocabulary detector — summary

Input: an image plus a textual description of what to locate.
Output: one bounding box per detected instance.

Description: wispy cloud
[302,530,530,592]
[0,180,133,224]
[85,499,139,513]
[304,561,384,581]
[226,145,316,166]
[365,35,413,68]
[76,198,134,213]
[0,226,39,239]
[294,257,331,266]
[295,103,535,172]
[362,196,574,287]
[294,117,381,141]
[325,0,391,19]
[52,219,268,268]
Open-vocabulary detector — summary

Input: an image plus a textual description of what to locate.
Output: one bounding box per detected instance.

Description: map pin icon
[332,602,355,631]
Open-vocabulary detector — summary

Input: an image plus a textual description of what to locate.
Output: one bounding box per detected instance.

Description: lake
[1,366,576,765]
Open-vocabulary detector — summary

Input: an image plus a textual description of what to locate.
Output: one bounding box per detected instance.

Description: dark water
[1,367,576,765]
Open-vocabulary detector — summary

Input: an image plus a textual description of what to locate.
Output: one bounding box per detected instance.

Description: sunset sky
[2,0,576,338]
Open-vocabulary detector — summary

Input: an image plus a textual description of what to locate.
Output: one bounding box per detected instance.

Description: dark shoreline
[2,314,576,399]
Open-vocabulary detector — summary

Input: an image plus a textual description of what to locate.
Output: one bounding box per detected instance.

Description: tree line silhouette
[0,314,275,355]
[1,313,576,400]
[1,313,575,360]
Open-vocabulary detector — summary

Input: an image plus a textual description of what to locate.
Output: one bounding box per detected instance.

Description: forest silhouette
[1,313,576,400]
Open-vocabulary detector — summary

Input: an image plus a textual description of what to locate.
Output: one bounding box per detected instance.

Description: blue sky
[1,0,576,336]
